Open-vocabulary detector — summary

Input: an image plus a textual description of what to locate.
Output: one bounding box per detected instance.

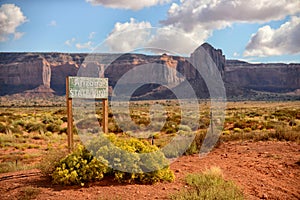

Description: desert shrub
[42,115,55,124]
[272,109,298,121]
[39,148,68,176]
[53,109,66,115]
[264,121,276,129]
[170,166,244,200]
[233,128,242,133]
[61,116,68,122]
[289,120,297,126]
[269,126,300,142]
[59,127,67,134]
[51,145,109,186]
[198,118,210,129]
[89,134,175,184]
[18,186,41,200]
[247,111,261,117]
[184,132,206,155]
[108,121,122,133]
[178,124,192,132]
[25,122,46,134]
[233,121,246,129]
[0,123,9,134]
[12,120,25,127]
[243,127,252,133]
[222,130,231,135]
[161,132,202,157]
[162,121,179,134]
[46,124,60,132]
[51,135,175,186]
[45,131,53,137]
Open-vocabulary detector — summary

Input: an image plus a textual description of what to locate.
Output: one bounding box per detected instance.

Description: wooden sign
[68,77,108,99]
[66,76,109,152]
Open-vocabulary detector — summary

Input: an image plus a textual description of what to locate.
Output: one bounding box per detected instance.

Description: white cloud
[244,16,300,57]
[103,0,300,55]
[147,25,211,54]
[48,20,57,26]
[13,32,24,40]
[76,41,93,50]
[65,37,76,46]
[162,0,300,32]
[105,18,152,52]
[89,32,96,39]
[233,52,240,57]
[0,4,27,42]
[104,18,211,54]
[86,0,171,10]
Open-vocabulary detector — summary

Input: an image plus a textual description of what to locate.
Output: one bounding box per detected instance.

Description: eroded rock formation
[0,43,299,99]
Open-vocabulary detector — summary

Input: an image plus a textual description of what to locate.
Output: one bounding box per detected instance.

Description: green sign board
[68,77,108,99]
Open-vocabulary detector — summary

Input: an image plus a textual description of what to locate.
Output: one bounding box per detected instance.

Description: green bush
[59,127,67,134]
[170,167,244,200]
[89,134,175,184]
[46,124,60,132]
[51,145,108,186]
[184,132,206,155]
[39,148,68,176]
[233,128,242,133]
[243,127,252,133]
[51,134,175,186]
[0,123,9,134]
[25,122,46,133]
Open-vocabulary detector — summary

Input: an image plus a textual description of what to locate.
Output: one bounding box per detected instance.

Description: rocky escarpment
[0,53,51,94]
[0,43,299,99]
[225,60,300,93]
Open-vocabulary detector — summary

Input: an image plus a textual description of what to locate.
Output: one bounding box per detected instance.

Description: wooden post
[102,99,108,134]
[66,77,73,152]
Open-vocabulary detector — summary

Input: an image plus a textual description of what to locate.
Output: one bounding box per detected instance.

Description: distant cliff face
[0,43,299,99]
[225,61,300,92]
[0,54,51,94]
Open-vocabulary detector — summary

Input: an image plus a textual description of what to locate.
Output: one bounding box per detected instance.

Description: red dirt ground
[0,141,299,200]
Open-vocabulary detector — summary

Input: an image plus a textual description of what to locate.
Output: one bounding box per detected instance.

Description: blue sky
[0,0,300,63]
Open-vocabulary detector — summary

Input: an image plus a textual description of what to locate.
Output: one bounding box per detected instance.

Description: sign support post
[66,76,108,152]
[66,77,74,152]
[102,99,108,134]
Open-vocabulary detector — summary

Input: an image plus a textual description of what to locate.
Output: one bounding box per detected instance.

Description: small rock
[261,193,268,199]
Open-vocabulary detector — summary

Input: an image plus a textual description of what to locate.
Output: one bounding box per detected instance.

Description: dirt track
[0,141,299,200]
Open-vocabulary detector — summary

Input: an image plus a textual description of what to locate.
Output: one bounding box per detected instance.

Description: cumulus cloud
[76,41,93,50]
[105,18,152,52]
[162,0,300,32]
[147,25,212,54]
[244,16,300,57]
[89,31,96,39]
[104,18,211,54]
[0,4,27,42]
[86,0,171,10]
[65,37,76,46]
[103,0,300,55]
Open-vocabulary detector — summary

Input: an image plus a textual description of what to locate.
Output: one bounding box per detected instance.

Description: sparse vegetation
[0,101,299,177]
[18,186,41,200]
[50,135,174,186]
[170,167,244,200]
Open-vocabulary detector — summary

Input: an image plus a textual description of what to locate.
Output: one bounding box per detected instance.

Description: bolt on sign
[66,76,109,151]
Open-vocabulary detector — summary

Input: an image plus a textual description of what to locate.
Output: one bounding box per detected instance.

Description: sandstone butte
[0,43,299,99]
